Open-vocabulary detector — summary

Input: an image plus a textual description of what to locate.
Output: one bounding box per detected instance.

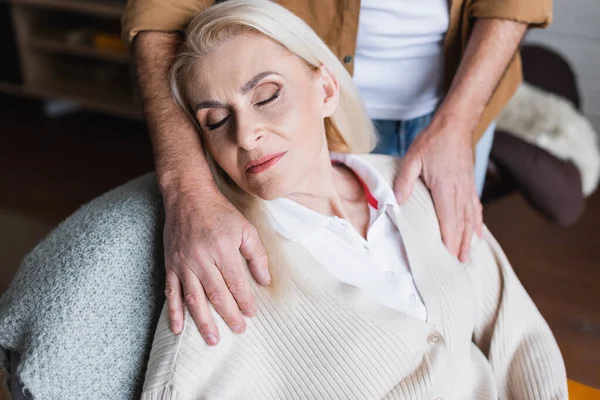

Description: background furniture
[481,44,587,226]
[0,0,142,119]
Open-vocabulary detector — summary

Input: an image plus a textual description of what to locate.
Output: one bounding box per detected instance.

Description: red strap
[332,161,379,209]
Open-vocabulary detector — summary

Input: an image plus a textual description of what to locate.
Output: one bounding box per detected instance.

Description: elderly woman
[141,1,567,398]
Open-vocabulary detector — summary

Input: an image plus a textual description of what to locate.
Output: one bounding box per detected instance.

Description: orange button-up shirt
[122,0,552,143]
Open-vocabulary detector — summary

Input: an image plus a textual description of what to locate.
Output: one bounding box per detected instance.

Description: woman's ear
[316,64,340,118]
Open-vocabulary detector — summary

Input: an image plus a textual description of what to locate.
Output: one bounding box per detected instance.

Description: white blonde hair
[169,0,376,295]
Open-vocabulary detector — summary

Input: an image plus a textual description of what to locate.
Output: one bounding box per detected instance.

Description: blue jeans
[372,115,496,196]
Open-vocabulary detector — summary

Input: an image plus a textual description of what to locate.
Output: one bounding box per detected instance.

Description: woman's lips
[245,152,286,174]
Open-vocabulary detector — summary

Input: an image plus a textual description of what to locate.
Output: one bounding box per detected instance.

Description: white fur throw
[497,82,600,196]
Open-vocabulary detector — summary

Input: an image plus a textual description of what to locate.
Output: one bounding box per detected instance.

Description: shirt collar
[330,152,399,209]
[265,197,330,242]
[265,152,399,242]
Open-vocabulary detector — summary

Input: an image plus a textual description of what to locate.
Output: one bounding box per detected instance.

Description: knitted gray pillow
[0,173,166,399]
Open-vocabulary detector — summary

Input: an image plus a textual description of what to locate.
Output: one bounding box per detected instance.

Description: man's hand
[394,116,483,263]
[163,183,271,345]
[393,18,527,262]
[133,31,270,345]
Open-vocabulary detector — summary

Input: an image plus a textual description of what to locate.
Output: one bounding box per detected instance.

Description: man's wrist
[431,101,480,140]
[158,163,219,201]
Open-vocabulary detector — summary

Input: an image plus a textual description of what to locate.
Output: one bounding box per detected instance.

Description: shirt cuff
[121,0,212,43]
[468,0,552,28]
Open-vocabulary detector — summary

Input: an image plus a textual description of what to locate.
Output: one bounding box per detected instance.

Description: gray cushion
[0,173,166,399]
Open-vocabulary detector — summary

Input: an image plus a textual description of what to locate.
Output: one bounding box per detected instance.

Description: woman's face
[185,33,339,200]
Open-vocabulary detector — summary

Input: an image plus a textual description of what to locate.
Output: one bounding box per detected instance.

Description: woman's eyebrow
[194,72,281,111]
[241,71,281,94]
[195,100,225,112]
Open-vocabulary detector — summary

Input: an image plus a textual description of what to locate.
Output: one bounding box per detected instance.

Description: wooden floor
[0,94,598,388]
[484,188,600,386]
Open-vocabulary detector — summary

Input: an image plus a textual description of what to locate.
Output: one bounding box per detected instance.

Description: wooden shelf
[0,80,142,120]
[0,81,26,96]
[10,0,125,19]
[29,37,129,64]
[30,81,141,119]
[6,0,141,121]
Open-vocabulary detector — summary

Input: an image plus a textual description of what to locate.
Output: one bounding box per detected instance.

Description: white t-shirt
[265,152,427,321]
[353,0,449,120]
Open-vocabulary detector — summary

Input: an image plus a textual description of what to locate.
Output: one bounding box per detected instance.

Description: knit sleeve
[467,0,552,28]
[121,0,213,42]
[469,227,568,399]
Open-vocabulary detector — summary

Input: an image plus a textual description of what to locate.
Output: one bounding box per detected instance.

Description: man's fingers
[394,155,423,204]
[239,224,271,286]
[458,204,474,263]
[432,185,462,258]
[220,252,257,318]
[473,190,484,238]
[196,261,247,335]
[165,270,184,335]
[181,269,220,346]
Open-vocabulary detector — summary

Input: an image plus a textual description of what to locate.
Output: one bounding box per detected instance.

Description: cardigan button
[427,333,442,345]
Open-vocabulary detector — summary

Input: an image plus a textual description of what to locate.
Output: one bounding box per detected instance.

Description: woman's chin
[251,187,286,201]
[246,177,291,201]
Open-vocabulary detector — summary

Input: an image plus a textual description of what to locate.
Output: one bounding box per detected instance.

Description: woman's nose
[235,115,263,150]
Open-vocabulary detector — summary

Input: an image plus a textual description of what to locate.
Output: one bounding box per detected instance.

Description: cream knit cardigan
[141,154,567,400]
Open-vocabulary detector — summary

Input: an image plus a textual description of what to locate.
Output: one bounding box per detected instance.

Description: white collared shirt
[265,152,427,322]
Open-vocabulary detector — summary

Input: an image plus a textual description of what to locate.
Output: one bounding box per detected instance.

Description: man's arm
[394,19,527,262]
[134,32,209,194]
[436,19,528,142]
[133,31,270,345]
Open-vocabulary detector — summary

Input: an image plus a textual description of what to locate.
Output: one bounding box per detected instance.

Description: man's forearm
[435,18,528,134]
[134,31,215,197]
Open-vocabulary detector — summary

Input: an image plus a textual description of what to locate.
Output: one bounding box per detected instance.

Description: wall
[525,0,600,133]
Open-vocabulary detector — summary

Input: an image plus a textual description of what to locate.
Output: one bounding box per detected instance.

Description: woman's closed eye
[203,84,281,130]
[205,110,230,131]
[255,89,280,106]
[253,83,281,107]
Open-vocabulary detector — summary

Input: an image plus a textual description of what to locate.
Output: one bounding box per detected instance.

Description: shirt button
[409,294,417,304]
[384,270,396,281]
[427,333,442,345]
[343,55,353,64]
